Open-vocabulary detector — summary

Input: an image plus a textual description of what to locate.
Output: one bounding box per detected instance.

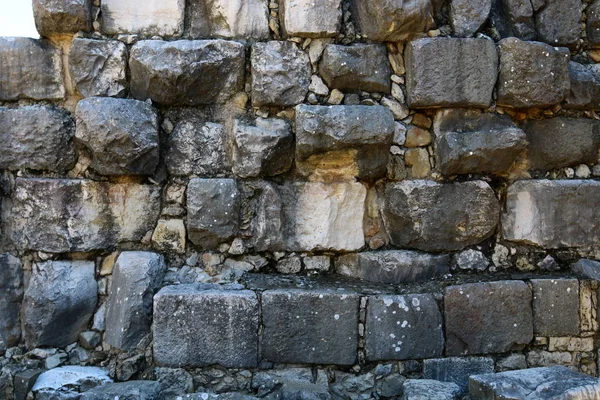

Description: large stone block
[75,97,159,176]
[105,252,166,351]
[0,37,64,101]
[295,105,394,180]
[423,357,495,393]
[383,180,500,252]
[350,0,436,41]
[251,41,311,107]
[502,180,600,248]
[490,0,536,40]
[444,281,533,355]
[4,178,161,252]
[187,0,269,39]
[0,106,76,172]
[496,38,570,108]
[153,285,259,368]
[68,38,127,98]
[531,279,579,336]
[280,0,342,37]
[335,251,450,284]
[33,0,92,36]
[450,0,492,37]
[573,258,600,280]
[130,40,245,105]
[319,44,391,93]
[248,182,285,252]
[565,62,600,110]
[261,289,360,365]
[101,0,184,37]
[433,109,527,176]
[365,294,444,361]
[405,38,497,108]
[21,261,97,348]
[0,254,23,352]
[535,0,581,47]
[81,381,163,400]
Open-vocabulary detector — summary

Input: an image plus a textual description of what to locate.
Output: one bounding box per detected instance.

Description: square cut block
[531,279,579,336]
[101,0,184,37]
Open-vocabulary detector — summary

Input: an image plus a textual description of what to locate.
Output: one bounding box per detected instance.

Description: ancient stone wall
[2,0,600,398]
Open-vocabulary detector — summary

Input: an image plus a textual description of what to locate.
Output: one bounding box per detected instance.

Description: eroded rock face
[33,0,92,37]
[101,0,185,37]
[280,0,342,37]
[188,0,269,39]
[0,254,23,352]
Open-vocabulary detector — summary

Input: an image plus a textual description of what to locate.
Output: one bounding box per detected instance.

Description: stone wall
[2,0,600,398]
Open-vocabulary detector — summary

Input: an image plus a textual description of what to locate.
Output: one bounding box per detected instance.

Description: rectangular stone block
[423,357,494,394]
[565,62,600,110]
[0,254,23,352]
[280,0,342,37]
[532,279,579,336]
[33,0,92,36]
[101,0,184,37]
[153,285,259,368]
[187,0,269,39]
[261,289,360,365]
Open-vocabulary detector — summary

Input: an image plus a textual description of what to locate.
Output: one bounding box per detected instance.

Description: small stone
[450,0,492,37]
[152,219,186,254]
[33,0,92,36]
[393,122,407,145]
[328,88,344,104]
[402,379,461,400]
[404,126,431,147]
[303,256,331,272]
[576,164,592,178]
[423,357,494,394]
[453,249,489,271]
[45,353,68,369]
[309,75,329,96]
[404,148,431,178]
[276,255,302,274]
[79,331,101,350]
[380,96,409,119]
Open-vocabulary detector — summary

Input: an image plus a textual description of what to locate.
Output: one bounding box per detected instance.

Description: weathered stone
[152,220,186,254]
[405,148,431,178]
[573,258,600,280]
[105,252,166,351]
[588,1,600,48]
[531,279,579,336]
[262,289,360,365]
[81,381,163,400]
[187,179,240,248]
[187,0,269,39]
[497,354,528,371]
[502,180,600,248]
[251,41,311,107]
[450,0,491,37]
[497,38,570,108]
[336,251,450,284]
[14,369,43,400]
[280,0,341,37]
[405,126,431,147]
[523,118,600,170]
[423,357,495,393]
[153,285,259,368]
[527,350,573,367]
[279,181,366,251]
[490,0,536,40]
[79,331,101,350]
[33,0,91,36]
[469,366,600,399]
[0,254,23,352]
[433,109,527,176]
[350,0,436,41]
[232,118,294,178]
[402,379,461,400]
[453,249,489,271]
[383,180,500,252]
[167,120,229,177]
[548,336,593,352]
[253,369,329,399]
[365,294,444,361]
[565,62,600,110]
[101,0,184,37]
[0,106,76,172]
[535,0,581,47]
[445,281,533,355]
[69,38,127,98]
[405,38,498,108]
[156,368,194,397]
[32,366,112,399]
[75,97,159,176]
[319,44,391,93]
[21,261,97,348]
[0,37,64,101]
[247,183,285,252]
[295,105,395,180]
[130,40,245,105]
[4,178,161,252]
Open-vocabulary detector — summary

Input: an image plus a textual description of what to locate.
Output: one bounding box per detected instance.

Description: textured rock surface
[423,357,495,393]
[33,0,92,36]
[187,0,269,39]
[80,381,163,400]
[319,44,391,93]
[531,279,579,336]
[565,62,600,110]
[105,252,166,351]
[503,180,600,248]
[490,0,536,40]
[588,1,600,47]
[101,0,184,37]
[0,37,64,101]
[402,379,461,400]
[280,0,342,37]
[248,183,285,252]
[262,289,359,365]
[450,0,491,37]
[153,285,259,368]
[130,40,245,105]
[336,251,450,284]
[573,258,600,280]
[32,366,112,398]
[535,0,581,47]
[0,254,23,352]
[252,369,329,399]
[75,97,159,176]
[21,261,97,348]
[445,281,533,355]
[0,106,76,172]
[383,180,500,251]
[434,109,527,176]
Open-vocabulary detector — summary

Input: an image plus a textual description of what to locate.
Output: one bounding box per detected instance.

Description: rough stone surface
[445,281,533,355]
[402,379,461,400]
[280,0,342,37]
[0,106,76,172]
[0,37,64,101]
[33,0,91,36]
[531,279,579,336]
[187,0,269,39]
[0,254,23,352]
[565,62,600,110]
[502,180,600,248]
[152,219,186,254]
[130,40,245,105]
[153,285,259,368]
[247,182,285,252]
[450,0,491,37]
[69,38,127,98]
[75,97,159,176]
[262,289,360,365]
[101,0,184,37]
[80,381,163,400]
[535,0,581,47]
[490,0,536,40]
[573,258,600,280]
[496,38,570,108]
[365,294,444,361]
[588,1,600,47]
[383,180,500,252]
[252,369,329,399]
[405,38,498,108]
[32,366,112,399]
[335,251,450,284]
[433,109,527,176]
[105,252,166,351]
[319,44,391,93]
[186,179,240,248]
[453,249,489,271]
[21,261,97,348]
[423,357,495,393]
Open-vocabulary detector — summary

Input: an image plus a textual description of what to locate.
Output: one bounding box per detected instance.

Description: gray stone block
[130,40,245,105]
[105,252,166,351]
[14,369,43,400]
[423,357,494,394]
[153,285,259,368]
[405,38,498,108]
[490,0,536,40]
[81,381,163,400]
[0,106,76,172]
[402,379,461,400]
[573,258,600,280]
[565,62,600,110]
[0,254,23,352]
[101,0,184,37]
[444,281,533,356]
[535,0,581,47]
[280,0,342,37]
[33,0,91,36]
[383,180,500,252]
[261,289,360,365]
[588,1,600,48]
[531,279,579,336]
[21,261,97,348]
[187,0,269,39]
[365,294,444,361]
[252,368,329,399]
[450,0,491,37]
[75,97,159,176]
